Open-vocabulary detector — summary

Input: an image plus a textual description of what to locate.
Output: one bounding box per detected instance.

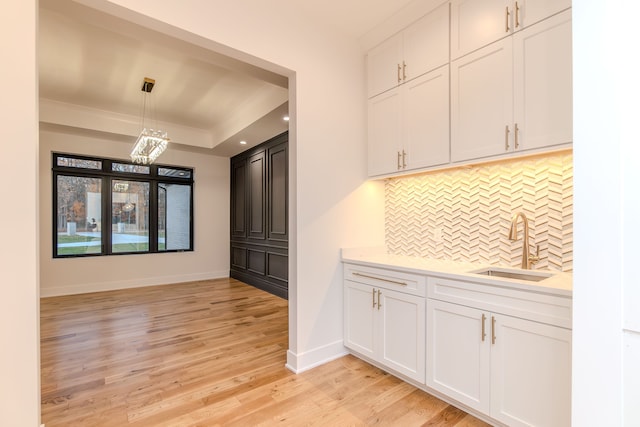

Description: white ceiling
[287,0,418,39]
[38,0,417,157]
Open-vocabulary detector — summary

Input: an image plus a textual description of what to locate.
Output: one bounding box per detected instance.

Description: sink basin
[469,267,553,282]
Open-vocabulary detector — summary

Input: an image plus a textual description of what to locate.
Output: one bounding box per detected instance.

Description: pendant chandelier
[130,77,170,165]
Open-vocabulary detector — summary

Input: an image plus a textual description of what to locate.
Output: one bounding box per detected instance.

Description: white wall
[0,1,40,425]
[39,125,230,296]
[573,1,639,425]
[17,0,640,425]
[77,0,386,371]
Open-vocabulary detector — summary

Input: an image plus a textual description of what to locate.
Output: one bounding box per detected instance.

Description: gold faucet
[508,212,540,269]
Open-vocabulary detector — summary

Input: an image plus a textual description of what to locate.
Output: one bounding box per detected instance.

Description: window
[52,153,193,257]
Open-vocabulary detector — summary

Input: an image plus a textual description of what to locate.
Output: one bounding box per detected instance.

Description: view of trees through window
[53,153,193,257]
[111,180,150,253]
[56,176,102,256]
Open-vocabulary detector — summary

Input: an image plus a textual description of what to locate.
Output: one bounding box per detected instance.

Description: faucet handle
[529,245,540,264]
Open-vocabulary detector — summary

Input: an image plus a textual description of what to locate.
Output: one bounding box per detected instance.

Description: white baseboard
[39,270,229,297]
[285,340,348,374]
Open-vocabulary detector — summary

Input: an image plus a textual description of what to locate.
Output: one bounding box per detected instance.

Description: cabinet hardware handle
[402,61,407,81]
[353,272,408,287]
[491,316,496,344]
[397,151,402,170]
[505,125,510,150]
[481,313,487,342]
[515,1,520,28]
[372,288,376,308]
[514,123,520,149]
[377,289,382,310]
[402,150,407,168]
[397,63,402,83]
[505,6,511,32]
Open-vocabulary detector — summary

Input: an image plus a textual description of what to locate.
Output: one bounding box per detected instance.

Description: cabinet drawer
[427,276,571,328]
[344,263,426,297]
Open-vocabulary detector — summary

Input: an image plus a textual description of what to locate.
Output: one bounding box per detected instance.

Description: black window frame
[52,152,194,258]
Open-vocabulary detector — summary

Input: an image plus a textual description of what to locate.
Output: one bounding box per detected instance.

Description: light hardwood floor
[41,278,490,426]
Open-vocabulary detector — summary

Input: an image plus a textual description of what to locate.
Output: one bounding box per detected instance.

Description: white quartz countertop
[341,247,573,297]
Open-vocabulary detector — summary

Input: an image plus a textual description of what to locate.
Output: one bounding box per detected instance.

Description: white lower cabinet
[343,262,572,426]
[427,300,491,412]
[427,278,572,427]
[490,313,572,427]
[344,264,426,384]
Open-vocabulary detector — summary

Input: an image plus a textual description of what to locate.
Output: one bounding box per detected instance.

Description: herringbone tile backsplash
[385,153,573,272]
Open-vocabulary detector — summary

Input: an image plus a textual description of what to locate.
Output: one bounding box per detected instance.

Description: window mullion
[104,176,112,255]
[149,180,158,252]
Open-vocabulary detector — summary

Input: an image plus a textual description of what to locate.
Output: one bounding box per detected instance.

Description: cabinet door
[403,65,450,171]
[491,314,572,427]
[513,10,572,152]
[403,3,450,81]
[368,88,402,176]
[344,281,376,360]
[367,33,403,98]
[451,0,510,60]
[515,0,571,30]
[451,38,513,163]
[378,288,426,384]
[426,299,491,413]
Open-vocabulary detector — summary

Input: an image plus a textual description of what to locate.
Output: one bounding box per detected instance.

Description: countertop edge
[341,250,573,298]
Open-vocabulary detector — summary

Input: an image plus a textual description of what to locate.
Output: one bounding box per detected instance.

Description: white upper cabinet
[367,34,404,99]
[368,88,403,176]
[452,9,572,163]
[367,3,449,98]
[451,0,509,61]
[514,0,572,30]
[513,10,573,151]
[451,39,513,163]
[451,0,571,60]
[369,65,450,176]
[403,66,450,171]
[367,0,572,176]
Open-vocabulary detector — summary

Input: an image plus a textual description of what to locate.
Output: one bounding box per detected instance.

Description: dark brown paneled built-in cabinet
[230,132,288,299]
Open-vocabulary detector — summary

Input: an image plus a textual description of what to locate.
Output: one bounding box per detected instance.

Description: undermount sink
[469,267,553,282]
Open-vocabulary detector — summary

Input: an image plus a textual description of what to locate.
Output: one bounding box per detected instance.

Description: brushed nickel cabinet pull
[514,123,520,149]
[491,316,496,344]
[481,313,487,342]
[372,288,376,308]
[402,150,407,168]
[505,6,511,32]
[515,1,520,28]
[353,272,408,287]
[397,151,402,170]
[377,289,382,310]
[402,61,407,81]
[505,125,510,150]
[397,64,402,83]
